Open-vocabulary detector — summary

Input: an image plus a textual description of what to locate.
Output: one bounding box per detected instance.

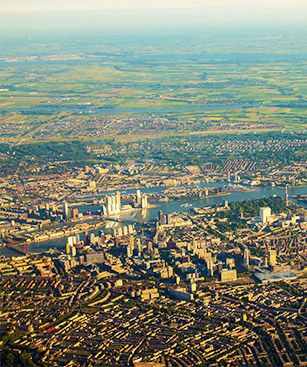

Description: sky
[1,0,307,14]
[1,0,306,32]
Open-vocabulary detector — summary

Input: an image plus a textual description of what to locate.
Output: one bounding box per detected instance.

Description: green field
[0,27,306,143]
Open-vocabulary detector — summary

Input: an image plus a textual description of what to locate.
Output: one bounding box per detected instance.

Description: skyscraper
[269,249,277,266]
[103,192,121,215]
[260,207,271,223]
[158,210,166,225]
[285,185,289,206]
[63,202,69,220]
[115,191,121,212]
[243,248,250,267]
[141,194,148,209]
[136,189,142,206]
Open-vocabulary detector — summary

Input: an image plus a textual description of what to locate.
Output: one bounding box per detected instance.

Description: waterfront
[1,184,306,257]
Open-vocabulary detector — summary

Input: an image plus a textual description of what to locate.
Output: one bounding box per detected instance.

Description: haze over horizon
[1,0,307,28]
[1,0,306,13]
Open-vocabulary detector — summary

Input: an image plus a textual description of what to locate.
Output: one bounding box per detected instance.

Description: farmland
[0,27,306,144]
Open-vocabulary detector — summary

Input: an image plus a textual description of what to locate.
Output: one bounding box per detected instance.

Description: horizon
[1,0,307,13]
[1,0,307,31]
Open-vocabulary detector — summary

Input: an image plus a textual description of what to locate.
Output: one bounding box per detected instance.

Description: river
[1,183,306,257]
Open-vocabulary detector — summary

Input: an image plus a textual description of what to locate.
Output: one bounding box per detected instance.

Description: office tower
[220,269,237,282]
[102,205,107,216]
[244,248,250,267]
[259,207,271,223]
[190,281,197,293]
[128,224,134,234]
[136,189,142,205]
[65,243,71,255]
[206,259,214,277]
[115,191,121,212]
[285,185,289,206]
[129,235,135,249]
[63,202,69,220]
[89,180,96,190]
[126,245,133,258]
[141,194,148,209]
[68,236,76,247]
[100,230,105,244]
[115,227,123,238]
[147,241,153,252]
[226,258,235,269]
[84,231,90,245]
[71,246,77,257]
[72,208,79,220]
[122,226,128,236]
[136,238,142,256]
[90,233,96,244]
[269,249,277,266]
[158,210,166,225]
[111,196,116,213]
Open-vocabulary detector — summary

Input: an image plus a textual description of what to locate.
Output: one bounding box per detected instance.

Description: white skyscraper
[141,194,148,209]
[136,189,142,205]
[63,202,69,219]
[244,248,250,267]
[260,207,271,223]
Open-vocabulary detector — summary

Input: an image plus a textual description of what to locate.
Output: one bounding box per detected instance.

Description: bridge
[7,244,30,255]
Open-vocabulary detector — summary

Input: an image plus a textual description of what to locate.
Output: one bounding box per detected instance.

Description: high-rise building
[84,231,90,245]
[136,189,142,206]
[136,238,142,256]
[269,249,277,266]
[89,180,96,190]
[259,207,271,223]
[141,194,148,209]
[65,243,71,255]
[115,191,121,212]
[71,246,77,257]
[206,259,214,277]
[103,192,121,216]
[68,236,76,247]
[189,281,197,293]
[128,224,134,234]
[147,241,153,253]
[123,226,128,236]
[220,269,237,282]
[129,235,135,250]
[126,245,133,258]
[72,208,79,220]
[158,210,166,225]
[63,202,70,220]
[226,258,235,269]
[243,248,250,267]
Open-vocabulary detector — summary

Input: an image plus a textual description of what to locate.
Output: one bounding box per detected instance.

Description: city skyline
[0,0,306,365]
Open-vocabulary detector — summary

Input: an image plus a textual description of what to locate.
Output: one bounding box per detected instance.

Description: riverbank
[0,184,306,257]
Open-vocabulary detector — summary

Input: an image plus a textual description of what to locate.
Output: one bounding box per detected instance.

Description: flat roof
[254,270,297,283]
